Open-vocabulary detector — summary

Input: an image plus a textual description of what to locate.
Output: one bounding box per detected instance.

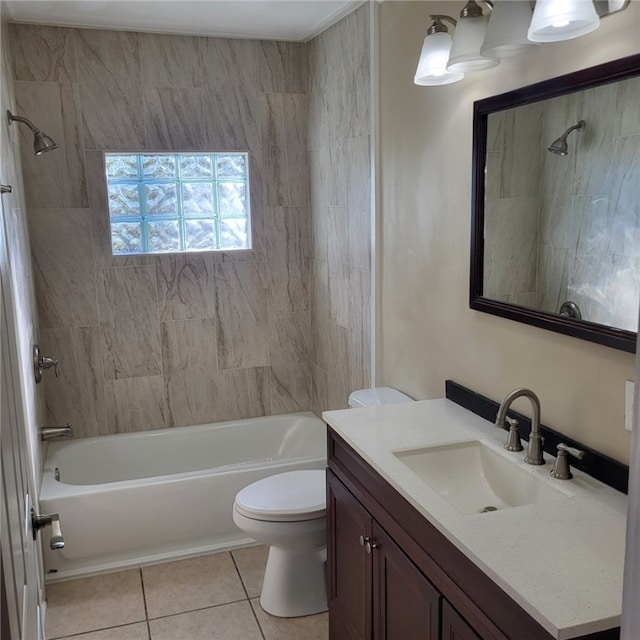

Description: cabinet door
[328,471,373,640]
[373,523,441,640]
[441,601,482,640]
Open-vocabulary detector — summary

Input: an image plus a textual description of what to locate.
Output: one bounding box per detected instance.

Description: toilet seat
[234,470,326,522]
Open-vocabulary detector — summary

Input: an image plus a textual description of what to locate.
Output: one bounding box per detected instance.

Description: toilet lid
[234,470,326,522]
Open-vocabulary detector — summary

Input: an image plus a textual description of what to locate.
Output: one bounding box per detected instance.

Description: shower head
[548,120,585,156]
[7,110,58,155]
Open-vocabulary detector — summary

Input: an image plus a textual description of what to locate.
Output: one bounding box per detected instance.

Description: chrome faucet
[495,388,544,465]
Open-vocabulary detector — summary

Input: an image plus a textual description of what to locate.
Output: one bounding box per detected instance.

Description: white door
[0,194,44,640]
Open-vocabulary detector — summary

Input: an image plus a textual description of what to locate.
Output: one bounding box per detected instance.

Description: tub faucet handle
[31,508,65,550]
[33,344,59,383]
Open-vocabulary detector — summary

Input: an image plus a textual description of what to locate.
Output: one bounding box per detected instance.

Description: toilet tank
[348,387,413,408]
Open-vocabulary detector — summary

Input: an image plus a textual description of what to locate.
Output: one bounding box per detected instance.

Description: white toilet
[232,387,413,617]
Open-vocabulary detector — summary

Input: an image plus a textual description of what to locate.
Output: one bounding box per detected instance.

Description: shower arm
[7,111,40,133]
[560,120,586,139]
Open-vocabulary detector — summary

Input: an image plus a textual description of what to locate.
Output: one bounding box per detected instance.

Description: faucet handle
[503,417,523,452]
[550,443,585,480]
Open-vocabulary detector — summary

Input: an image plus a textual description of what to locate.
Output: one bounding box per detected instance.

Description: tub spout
[40,424,73,441]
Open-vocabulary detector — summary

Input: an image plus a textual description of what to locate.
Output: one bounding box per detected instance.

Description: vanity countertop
[323,399,627,640]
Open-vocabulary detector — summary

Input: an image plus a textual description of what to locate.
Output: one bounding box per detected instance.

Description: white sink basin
[393,440,570,515]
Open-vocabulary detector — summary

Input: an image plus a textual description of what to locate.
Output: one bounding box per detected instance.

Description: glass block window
[104,153,251,255]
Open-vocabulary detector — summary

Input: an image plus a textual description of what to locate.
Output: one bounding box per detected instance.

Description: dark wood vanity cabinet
[327,428,619,640]
[328,469,472,640]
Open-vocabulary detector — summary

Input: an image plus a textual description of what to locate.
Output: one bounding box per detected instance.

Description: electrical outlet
[625,380,635,432]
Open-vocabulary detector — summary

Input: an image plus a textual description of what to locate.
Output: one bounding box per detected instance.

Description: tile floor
[44,546,328,640]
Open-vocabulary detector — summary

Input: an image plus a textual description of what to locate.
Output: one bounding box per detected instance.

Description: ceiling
[2,0,364,42]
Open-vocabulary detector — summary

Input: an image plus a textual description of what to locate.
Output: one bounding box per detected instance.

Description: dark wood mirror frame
[470,53,640,354]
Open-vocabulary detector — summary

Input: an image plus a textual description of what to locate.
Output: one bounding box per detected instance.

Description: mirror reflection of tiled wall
[484,75,640,332]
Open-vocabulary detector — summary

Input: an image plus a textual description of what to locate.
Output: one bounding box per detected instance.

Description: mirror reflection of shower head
[548,120,585,156]
[7,110,58,155]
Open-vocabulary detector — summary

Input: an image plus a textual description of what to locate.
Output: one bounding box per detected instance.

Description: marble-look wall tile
[347,63,370,140]
[485,151,502,203]
[263,145,308,207]
[537,247,569,313]
[540,192,579,250]
[162,319,218,427]
[104,376,167,433]
[140,33,204,88]
[483,198,538,297]
[202,38,257,91]
[308,149,328,260]
[204,87,261,151]
[28,208,97,328]
[348,269,371,392]
[617,75,640,137]
[217,367,270,421]
[346,135,371,272]
[486,111,504,153]
[76,29,144,150]
[269,312,311,414]
[144,87,205,151]
[14,80,87,209]
[157,253,217,321]
[214,262,269,370]
[257,41,307,94]
[97,266,162,379]
[328,207,349,327]
[310,259,330,370]
[10,24,76,83]
[326,320,349,410]
[40,326,107,438]
[265,206,310,313]
[574,83,616,196]
[310,363,328,417]
[501,101,542,198]
[261,93,308,149]
[325,141,347,208]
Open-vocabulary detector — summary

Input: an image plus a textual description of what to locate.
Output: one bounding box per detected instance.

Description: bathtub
[40,411,327,581]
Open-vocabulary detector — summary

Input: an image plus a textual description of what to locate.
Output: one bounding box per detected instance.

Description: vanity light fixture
[481,0,535,58]
[447,0,499,73]
[415,0,629,87]
[7,110,58,155]
[414,16,465,86]
[528,0,600,42]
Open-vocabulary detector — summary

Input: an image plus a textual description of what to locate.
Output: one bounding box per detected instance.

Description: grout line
[139,567,152,640]
[230,550,251,600]
[51,621,148,640]
[230,551,267,640]
[145,597,251,622]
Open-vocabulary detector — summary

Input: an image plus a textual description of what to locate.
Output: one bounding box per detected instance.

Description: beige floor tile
[142,552,246,619]
[251,598,328,640]
[231,545,269,598]
[149,601,263,640]
[51,622,150,640]
[44,570,146,639]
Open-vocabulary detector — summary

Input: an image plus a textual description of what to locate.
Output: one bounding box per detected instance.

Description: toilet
[232,387,413,617]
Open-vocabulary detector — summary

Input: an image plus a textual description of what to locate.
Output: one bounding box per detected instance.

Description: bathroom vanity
[323,399,626,640]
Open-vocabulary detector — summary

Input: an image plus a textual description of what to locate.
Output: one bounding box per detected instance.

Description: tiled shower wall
[9,4,371,436]
[308,3,372,411]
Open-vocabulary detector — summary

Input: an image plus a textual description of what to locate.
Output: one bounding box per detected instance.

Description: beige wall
[378,0,640,464]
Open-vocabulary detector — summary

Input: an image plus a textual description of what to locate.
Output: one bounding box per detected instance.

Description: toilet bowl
[232,388,414,617]
[232,469,327,617]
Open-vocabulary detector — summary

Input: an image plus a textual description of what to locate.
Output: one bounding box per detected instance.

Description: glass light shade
[481,1,534,58]
[527,0,600,42]
[447,14,499,72]
[414,32,464,86]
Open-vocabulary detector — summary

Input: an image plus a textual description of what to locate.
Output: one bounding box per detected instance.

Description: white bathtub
[40,411,327,581]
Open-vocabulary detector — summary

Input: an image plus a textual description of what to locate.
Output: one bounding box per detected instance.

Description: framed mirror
[471,53,640,354]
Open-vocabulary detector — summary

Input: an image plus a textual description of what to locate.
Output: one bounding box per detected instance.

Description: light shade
[528,0,600,42]
[414,32,464,86]
[447,14,499,72]
[481,1,534,58]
